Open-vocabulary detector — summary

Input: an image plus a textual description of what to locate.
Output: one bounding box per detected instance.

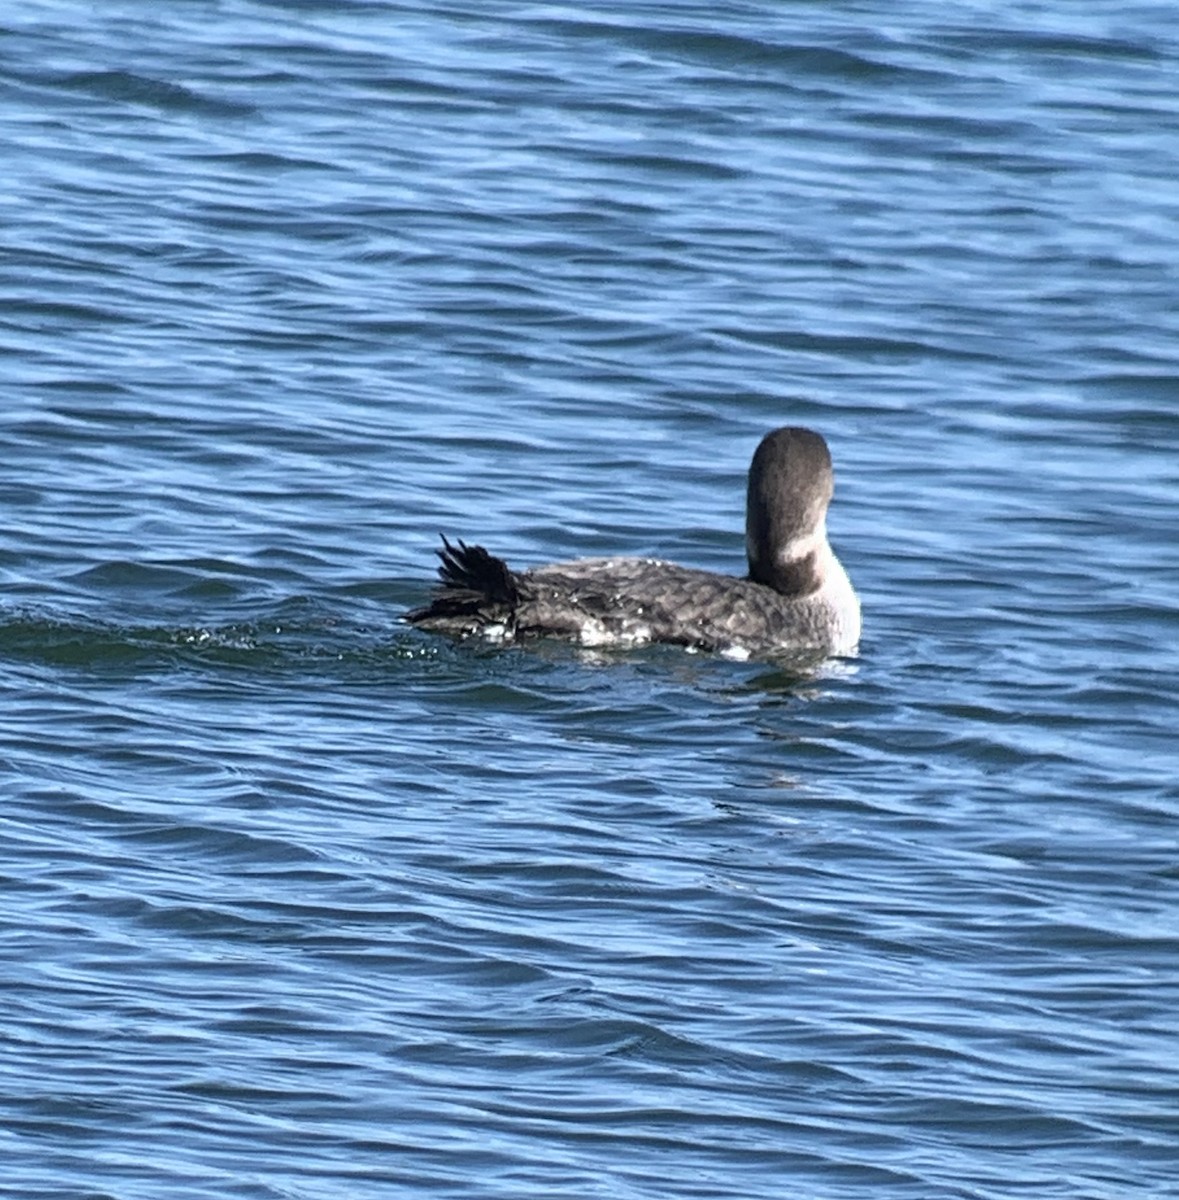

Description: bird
[406,426,860,659]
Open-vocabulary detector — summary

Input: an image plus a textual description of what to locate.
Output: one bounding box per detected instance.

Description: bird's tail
[434,535,518,604]
[405,535,519,626]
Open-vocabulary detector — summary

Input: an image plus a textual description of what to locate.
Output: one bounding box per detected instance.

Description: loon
[406,426,860,659]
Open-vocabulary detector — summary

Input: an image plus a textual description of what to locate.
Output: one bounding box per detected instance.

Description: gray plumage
[406,427,860,658]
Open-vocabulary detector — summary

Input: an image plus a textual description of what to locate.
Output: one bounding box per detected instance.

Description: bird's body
[406,427,860,659]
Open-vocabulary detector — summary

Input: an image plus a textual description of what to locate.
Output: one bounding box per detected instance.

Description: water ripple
[2,1,1178,1197]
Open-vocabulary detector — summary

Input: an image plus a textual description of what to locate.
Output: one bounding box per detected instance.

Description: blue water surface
[2,2,1177,1197]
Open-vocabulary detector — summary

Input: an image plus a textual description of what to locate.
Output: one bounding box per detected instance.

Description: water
[2,2,1177,1197]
